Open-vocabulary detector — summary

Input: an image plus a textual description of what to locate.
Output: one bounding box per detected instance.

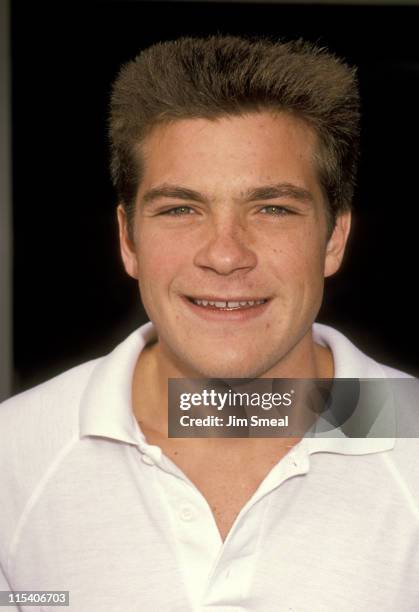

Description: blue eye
[260,206,290,215]
[162,206,194,215]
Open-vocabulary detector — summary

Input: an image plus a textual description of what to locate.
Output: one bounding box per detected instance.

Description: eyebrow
[244,183,314,205]
[142,182,314,207]
[142,185,209,205]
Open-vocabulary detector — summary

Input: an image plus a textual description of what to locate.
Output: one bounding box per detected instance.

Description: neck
[132,327,334,438]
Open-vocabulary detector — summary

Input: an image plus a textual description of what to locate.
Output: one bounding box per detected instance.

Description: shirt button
[141,454,155,466]
[179,504,195,521]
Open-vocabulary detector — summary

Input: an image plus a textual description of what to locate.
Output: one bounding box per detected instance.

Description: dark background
[11,0,419,392]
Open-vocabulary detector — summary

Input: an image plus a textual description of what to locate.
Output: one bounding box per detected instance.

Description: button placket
[153,467,223,609]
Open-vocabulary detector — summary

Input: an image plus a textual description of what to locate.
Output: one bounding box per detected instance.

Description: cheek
[136,228,191,290]
[269,233,325,281]
[299,228,327,271]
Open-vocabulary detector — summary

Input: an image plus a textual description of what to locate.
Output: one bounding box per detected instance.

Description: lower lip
[182,296,271,322]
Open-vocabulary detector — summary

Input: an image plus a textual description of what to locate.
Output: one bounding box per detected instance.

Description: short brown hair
[109,35,360,236]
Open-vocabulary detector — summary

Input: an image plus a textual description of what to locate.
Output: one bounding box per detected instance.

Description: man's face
[118,112,350,378]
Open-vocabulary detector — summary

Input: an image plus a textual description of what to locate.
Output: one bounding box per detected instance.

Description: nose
[193,218,257,276]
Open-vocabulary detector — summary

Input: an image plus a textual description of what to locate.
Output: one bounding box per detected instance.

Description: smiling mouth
[186,297,269,310]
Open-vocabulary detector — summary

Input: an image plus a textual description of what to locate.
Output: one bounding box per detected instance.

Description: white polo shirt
[0,323,418,611]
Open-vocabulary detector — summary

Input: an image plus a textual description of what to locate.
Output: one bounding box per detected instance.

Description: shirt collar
[79,321,395,455]
[308,323,395,456]
[79,322,156,445]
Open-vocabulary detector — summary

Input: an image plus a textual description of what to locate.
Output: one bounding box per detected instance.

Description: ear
[117,204,139,279]
[324,210,352,278]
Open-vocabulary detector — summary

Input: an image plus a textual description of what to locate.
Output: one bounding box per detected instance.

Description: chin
[190,358,268,380]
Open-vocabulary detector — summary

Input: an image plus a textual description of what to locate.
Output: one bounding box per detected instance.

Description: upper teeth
[192,299,266,308]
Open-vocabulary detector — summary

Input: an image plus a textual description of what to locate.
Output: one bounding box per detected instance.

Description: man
[1,36,418,611]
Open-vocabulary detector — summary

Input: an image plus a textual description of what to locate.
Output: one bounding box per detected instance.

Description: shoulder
[384,438,419,523]
[313,324,419,508]
[313,322,414,379]
[0,358,103,469]
[0,322,153,455]
[0,358,102,558]
[379,363,413,378]
[0,357,101,432]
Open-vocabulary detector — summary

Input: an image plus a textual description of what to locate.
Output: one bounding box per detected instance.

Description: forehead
[138,111,322,200]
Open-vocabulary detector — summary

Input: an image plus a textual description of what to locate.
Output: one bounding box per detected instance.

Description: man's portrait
[1,2,418,611]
